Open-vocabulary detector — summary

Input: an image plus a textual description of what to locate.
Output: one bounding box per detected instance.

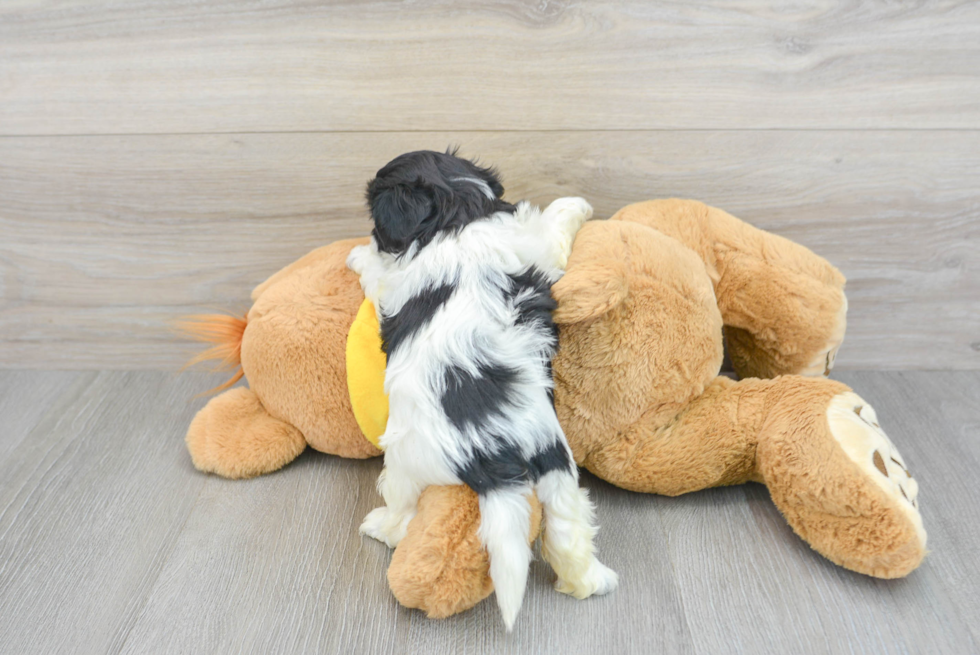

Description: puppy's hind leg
[536,469,618,599]
[360,465,422,548]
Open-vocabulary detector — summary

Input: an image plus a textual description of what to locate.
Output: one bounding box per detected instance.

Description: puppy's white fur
[348,196,617,630]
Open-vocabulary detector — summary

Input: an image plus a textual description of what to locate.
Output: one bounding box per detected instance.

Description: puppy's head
[365,149,514,255]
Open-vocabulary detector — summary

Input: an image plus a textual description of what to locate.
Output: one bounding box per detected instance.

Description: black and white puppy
[347,150,617,630]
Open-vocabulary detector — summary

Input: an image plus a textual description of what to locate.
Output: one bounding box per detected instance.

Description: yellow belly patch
[345,299,389,449]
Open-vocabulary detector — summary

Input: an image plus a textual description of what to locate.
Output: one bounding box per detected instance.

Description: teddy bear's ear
[551,261,628,325]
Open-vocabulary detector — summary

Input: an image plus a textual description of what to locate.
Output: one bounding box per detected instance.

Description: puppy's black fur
[364,148,565,493]
[379,281,456,356]
[365,148,515,255]
[354,149,615,626]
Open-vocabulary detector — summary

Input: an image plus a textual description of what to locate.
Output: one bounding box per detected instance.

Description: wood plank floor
[1,370,977,654]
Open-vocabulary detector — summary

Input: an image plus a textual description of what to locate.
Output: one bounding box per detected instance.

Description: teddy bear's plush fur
[183,199,926,620]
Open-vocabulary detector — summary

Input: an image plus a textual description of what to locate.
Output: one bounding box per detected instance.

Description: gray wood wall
[1,1,977,370]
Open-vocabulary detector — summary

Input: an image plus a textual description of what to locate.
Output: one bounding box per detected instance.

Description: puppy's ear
[479,166,505,199]
[452,149,505,199]
[366,178,434,253]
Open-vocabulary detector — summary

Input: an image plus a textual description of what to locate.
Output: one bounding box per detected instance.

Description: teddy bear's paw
[801,293,848,377]
[360,506,413,548]
[826,392,926,548]
[554,559,619,600]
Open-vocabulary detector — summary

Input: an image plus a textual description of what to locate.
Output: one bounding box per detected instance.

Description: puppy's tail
[174,312,248,395]
[478,487,535,632]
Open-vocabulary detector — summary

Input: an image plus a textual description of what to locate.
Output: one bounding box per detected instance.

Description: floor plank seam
[110,479,209,655]
[4,127,980,139]
[652,499,698,653]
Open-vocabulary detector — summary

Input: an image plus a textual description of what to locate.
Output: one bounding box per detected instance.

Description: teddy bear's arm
[610,199,847,379]
[251,240,366,302]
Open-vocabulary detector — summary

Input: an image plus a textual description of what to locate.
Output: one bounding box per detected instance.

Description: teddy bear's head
[550,220,725,461]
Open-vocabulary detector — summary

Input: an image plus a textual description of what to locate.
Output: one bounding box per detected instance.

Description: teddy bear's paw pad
[801,293,848,377]
[359,506,411,548]
[555,560,619,600]
[827,392,926,547]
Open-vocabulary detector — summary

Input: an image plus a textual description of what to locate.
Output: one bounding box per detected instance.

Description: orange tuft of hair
[175,313,248,395]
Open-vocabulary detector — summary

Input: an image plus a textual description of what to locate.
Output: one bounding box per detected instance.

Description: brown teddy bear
[182,198,926,620]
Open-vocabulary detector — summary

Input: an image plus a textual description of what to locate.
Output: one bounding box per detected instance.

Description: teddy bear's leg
[610,199,847,379]
[579,376,765,496]
[387,486,543,619]
[756,380,926,578]
[240,238,382,461]
[580,374,925,578]
[186,386,307,479]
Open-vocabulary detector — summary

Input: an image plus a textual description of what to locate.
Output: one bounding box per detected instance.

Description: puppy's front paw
[545,197,592,269]
[547,197,592,234]
[346,244,372,275]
